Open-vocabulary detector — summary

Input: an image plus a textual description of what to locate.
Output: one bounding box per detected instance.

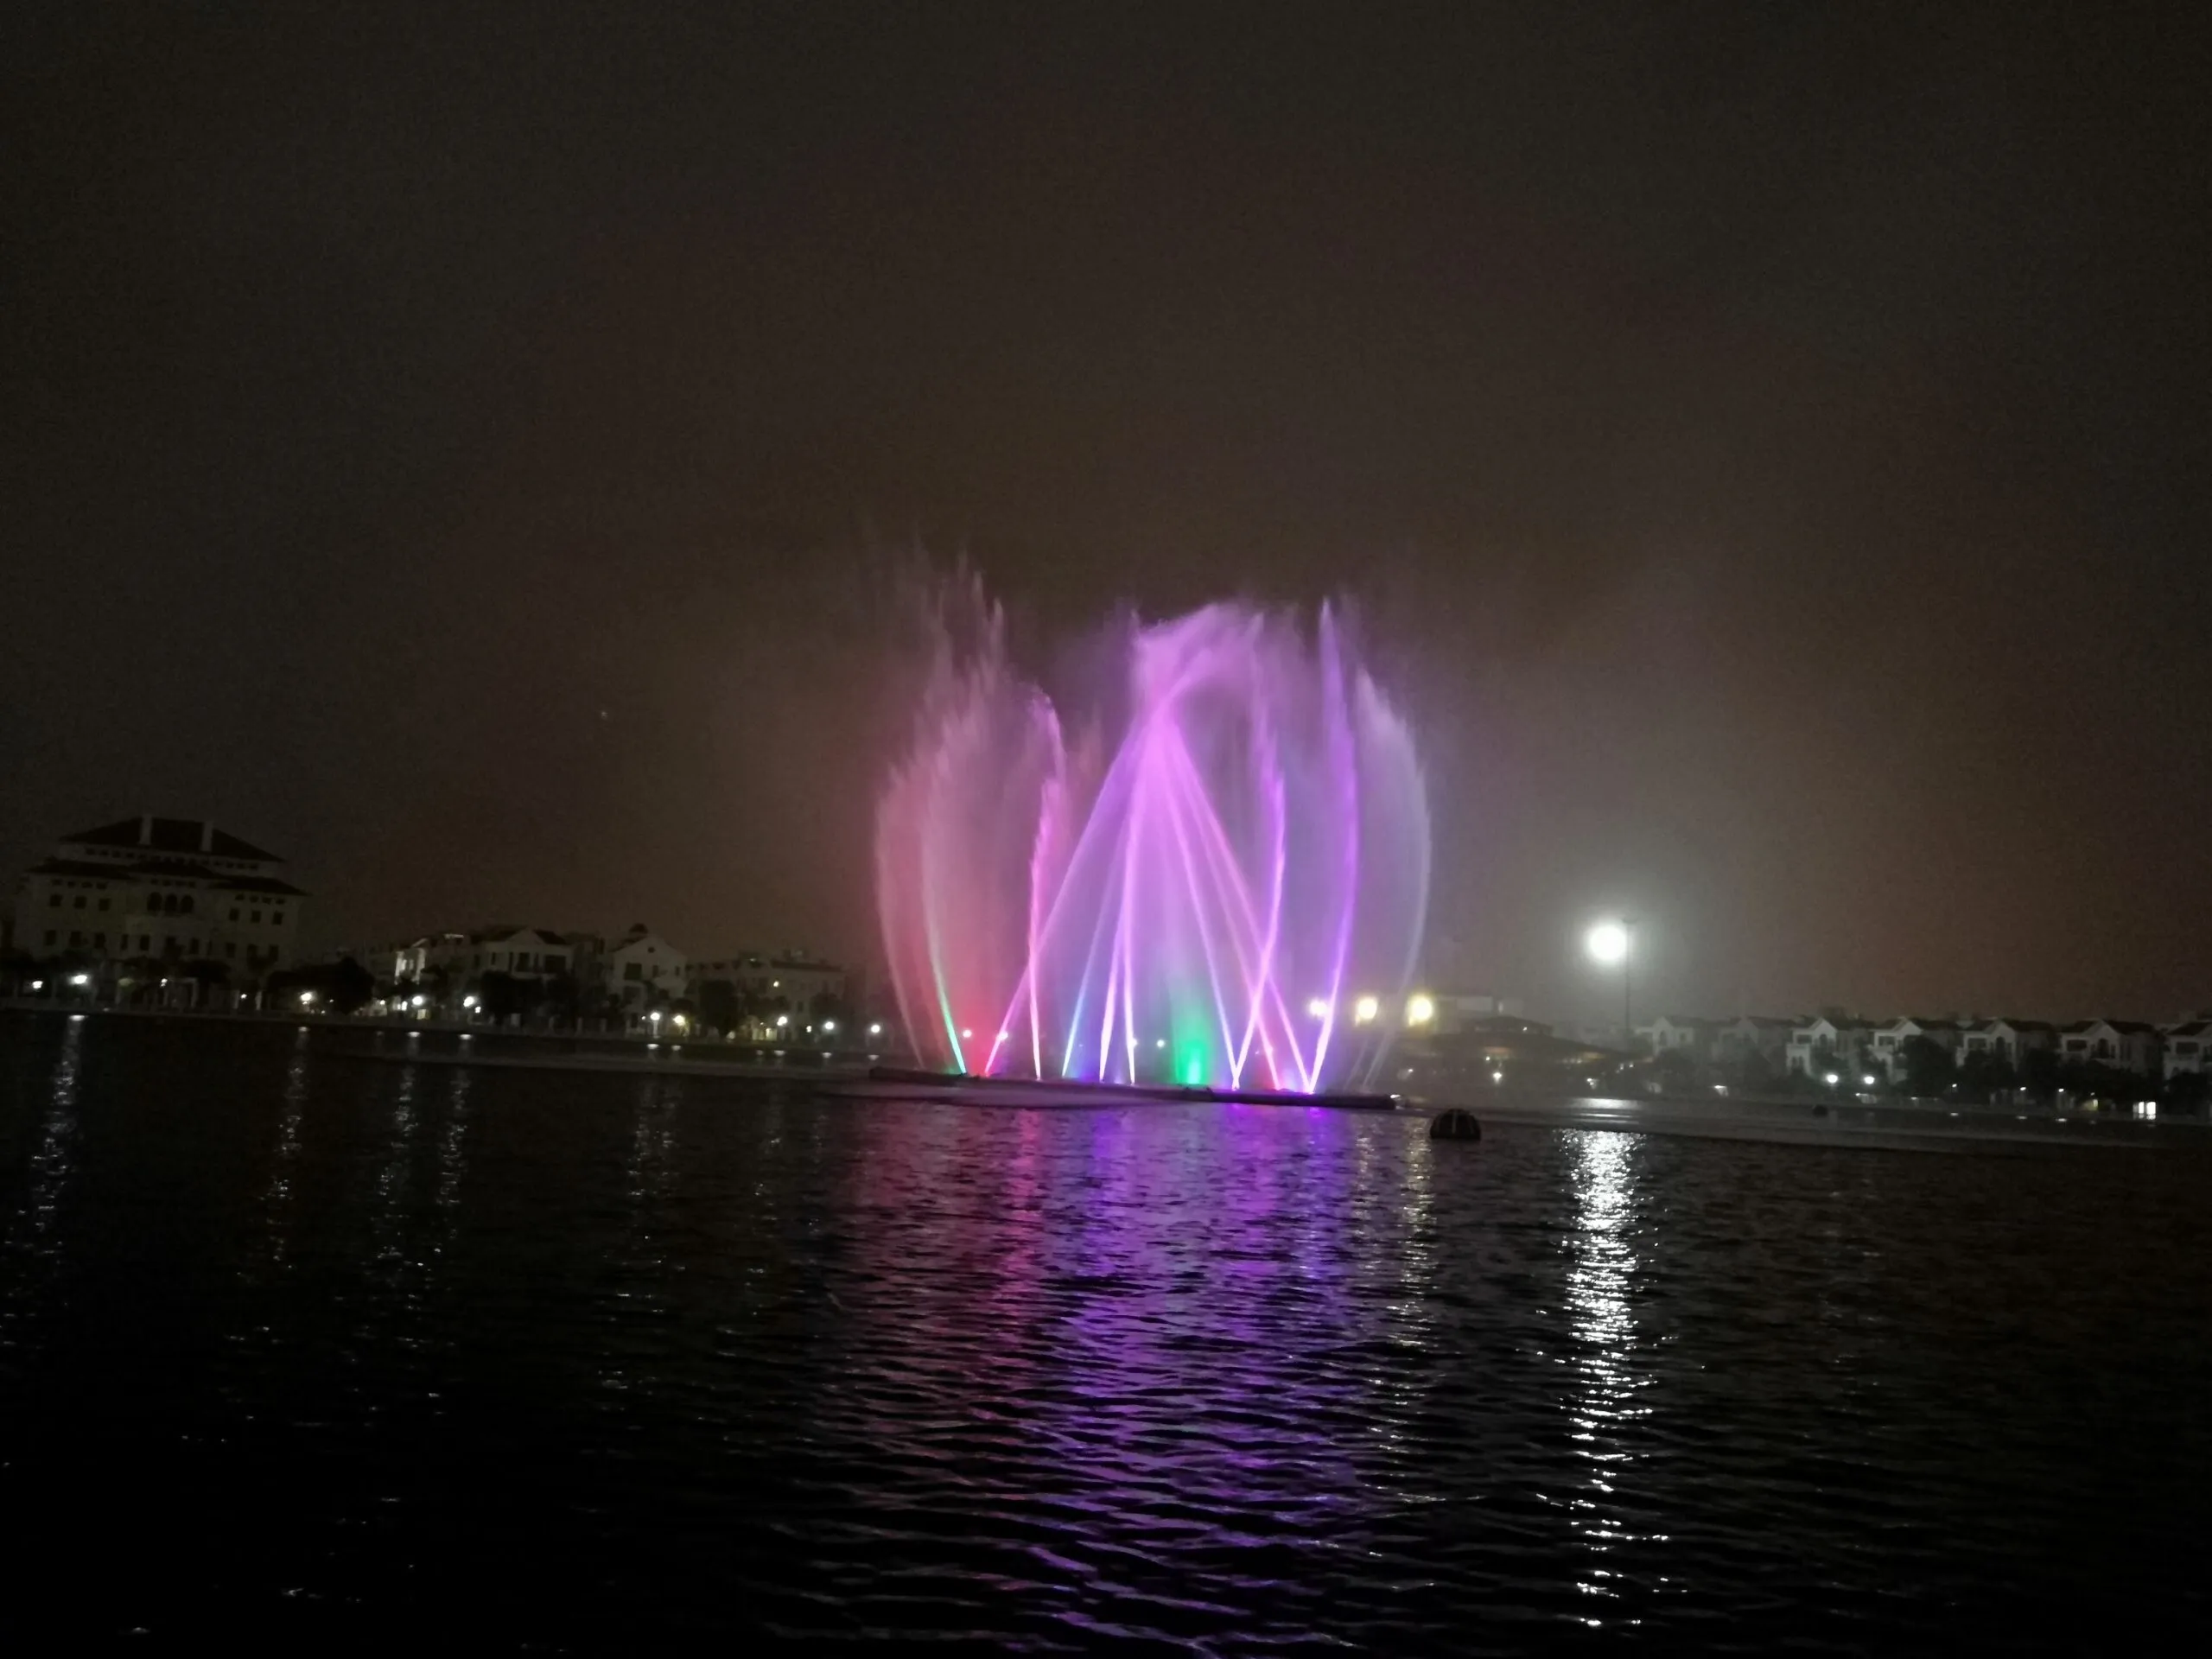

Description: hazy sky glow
[3,4,2205,1027]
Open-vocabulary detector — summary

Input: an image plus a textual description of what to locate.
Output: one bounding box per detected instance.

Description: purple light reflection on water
[832,1099,1423,1601]
[877,575,1430,1094]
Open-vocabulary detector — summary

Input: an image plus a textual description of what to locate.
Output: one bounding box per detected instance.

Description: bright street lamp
[1585,918,1636,1048]
[1405,992,1435,1027]
[1352,994,1380,1025]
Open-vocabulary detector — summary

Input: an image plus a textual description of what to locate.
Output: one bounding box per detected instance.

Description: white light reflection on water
[2,1016,85,1327]
[256,1027,312,1274]
[600,1077,681,1404]
[1563,1128,1653,1623]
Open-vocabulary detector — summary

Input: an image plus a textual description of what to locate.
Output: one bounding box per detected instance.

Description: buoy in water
[1429,1109,1483,1141]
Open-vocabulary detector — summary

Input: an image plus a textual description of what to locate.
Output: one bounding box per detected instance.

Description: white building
[1785,1015,1878,1080]
[2162,1020,2212,1079]
[392,926,575,987]
[1644,1014,1718,1061]
[11,815,305,976]
[1958,1018,2058,1069]
[1870,1016,1966,1083]
[2056,1019,2164,1077]
[1712,1015,1796,1071]
[601,925,687,1010]
[689,950,849,1014]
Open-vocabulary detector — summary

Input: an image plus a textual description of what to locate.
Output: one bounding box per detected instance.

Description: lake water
[3,1011,2209,1649]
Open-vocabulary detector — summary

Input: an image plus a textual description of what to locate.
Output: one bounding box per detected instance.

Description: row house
[1643,1014,1717,1058]
[2058,1019,2164,1076]
[1785,1015,1879,1078]
[1640,1014,1796,1072]
[2163,1020,2212,1080]
[688,950,849,1015]
[1869,1017,1965,1083]
[391,926,573,984]
[599,925,687,1010]
[1713,1015,1796,1071]
[1958,1018,2059,1068]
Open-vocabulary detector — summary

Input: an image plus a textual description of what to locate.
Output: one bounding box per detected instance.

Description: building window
[73,895,86,909]
[98,897,110,912]
[44,931,56,946]
[625,963,642,982]
[230,908,239,922]
[71,931,84,946]
[251,911,262,925]
[139,935,149,950]
[93,933,105,948]
[49,894,60,907]
[226,944,237,959]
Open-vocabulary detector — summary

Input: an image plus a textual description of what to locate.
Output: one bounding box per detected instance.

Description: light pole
[1586,918,1636,1050]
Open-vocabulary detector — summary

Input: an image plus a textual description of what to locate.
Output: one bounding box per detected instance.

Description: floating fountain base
[865,1064,1399,1111]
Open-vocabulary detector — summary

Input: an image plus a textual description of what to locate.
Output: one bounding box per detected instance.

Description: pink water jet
[876,576,1429,1093]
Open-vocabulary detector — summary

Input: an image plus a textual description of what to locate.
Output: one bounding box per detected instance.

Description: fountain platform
[861,1064,1400,1111]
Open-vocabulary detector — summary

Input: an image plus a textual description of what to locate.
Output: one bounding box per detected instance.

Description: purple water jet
[877,575,1430,1093]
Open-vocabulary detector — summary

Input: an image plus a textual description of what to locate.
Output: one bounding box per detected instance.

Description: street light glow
[1406,993,1435,1027]
[1586,920,1630,964]
[1306,996,1330,1020]
[1353,994,1380,1025]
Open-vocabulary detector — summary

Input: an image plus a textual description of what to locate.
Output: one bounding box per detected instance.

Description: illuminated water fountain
[876,579,1430,1094]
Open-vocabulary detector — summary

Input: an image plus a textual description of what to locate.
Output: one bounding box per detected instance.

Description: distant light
[69,973,91,987]
[1353,995,1380,1025]
[1491,1069,1504,1084]
[822,1020,836,1033]
[1824,1071,1840,1086]
[959,1027,972,1039]
[1862,1073,1877,1087]
[1154,1037,1167,1049]
[461,994,479,1008]
[1586,921,1630,964]
[29,980,43,991]
[299,990,315,1006]
[777,1014,791,1028]
[868,1022,882,1037]
[1406,993,1435,1027]
[1306,996,1330,1020]
[412,995,428,1008]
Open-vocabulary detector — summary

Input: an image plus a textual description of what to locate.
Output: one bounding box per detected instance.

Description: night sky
[4,3,2206,1028]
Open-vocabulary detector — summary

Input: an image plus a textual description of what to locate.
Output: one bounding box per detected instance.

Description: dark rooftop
[63,816,281,863]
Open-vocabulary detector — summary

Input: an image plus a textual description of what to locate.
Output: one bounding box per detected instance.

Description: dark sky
[4,3,2207,1027]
